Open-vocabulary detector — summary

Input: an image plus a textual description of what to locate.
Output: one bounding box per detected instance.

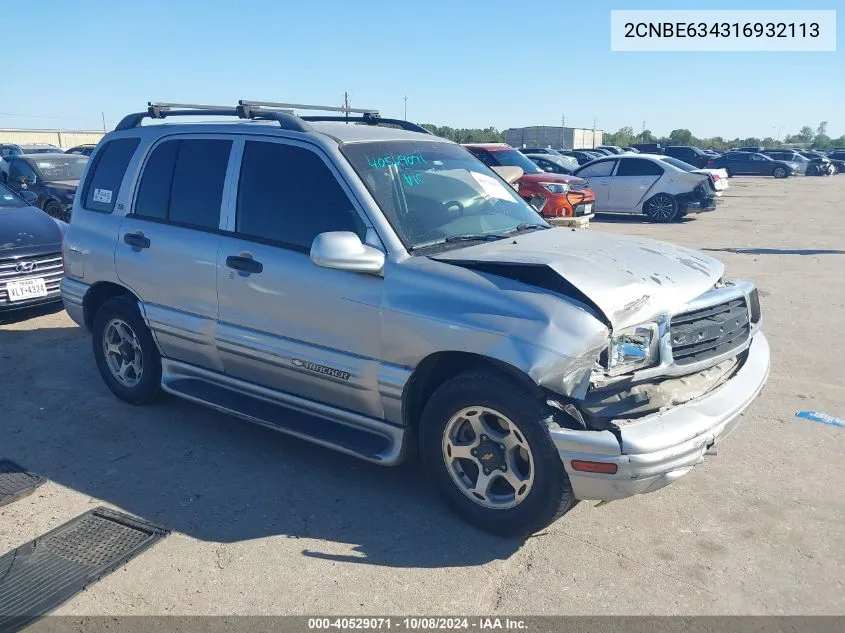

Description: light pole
[403,95,408,120]
[773,125,784,142]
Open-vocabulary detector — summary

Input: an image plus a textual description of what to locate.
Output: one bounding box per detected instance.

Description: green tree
[639,129,655,143]
[817,121,828,137]
[668,129,694,145]
[796,126,814,143]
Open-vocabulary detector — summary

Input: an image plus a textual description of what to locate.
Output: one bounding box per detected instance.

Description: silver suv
[61,101,770,536]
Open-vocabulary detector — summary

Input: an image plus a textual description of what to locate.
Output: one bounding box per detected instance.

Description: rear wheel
[643,193,679,223]
[772,166,788,178]
[419,371,576,537]
[92,295,162,405]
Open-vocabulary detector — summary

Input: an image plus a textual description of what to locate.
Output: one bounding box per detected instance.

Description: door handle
[226,255,263,274]
[123,232,150,249]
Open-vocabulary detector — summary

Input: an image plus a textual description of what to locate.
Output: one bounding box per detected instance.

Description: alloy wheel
[441,406,535,509]
[103,318,144,387]
[648,194,675,220]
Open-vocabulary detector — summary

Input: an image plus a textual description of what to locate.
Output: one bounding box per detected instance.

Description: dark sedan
[3,153,88,221]
[706,151,797,178]
[0,182,66,312]
[560,150,603,165]
[525,153,579,175]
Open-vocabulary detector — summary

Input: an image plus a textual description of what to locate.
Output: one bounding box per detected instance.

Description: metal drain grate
[0,507,168,633]
[0,460,45,507]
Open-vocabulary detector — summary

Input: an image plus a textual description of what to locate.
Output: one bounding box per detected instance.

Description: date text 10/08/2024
[308,617,528,630]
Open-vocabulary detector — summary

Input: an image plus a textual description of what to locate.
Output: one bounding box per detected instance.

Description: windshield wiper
[511,223,549,233]
[444,233,507,243]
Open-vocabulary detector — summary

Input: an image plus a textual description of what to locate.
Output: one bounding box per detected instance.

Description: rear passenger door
[611,158,664,212]
[114,135,235,371]
[215,138,385,419]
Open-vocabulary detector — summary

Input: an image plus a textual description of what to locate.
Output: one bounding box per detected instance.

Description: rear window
[82,138,140,212]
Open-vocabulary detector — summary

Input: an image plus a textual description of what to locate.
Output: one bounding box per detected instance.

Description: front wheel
[419,371,576,537]
[42,199,69,222]
[772,166,788,178]
[643,193,679,223]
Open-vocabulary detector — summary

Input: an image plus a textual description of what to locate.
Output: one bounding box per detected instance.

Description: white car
[573,154,720,222]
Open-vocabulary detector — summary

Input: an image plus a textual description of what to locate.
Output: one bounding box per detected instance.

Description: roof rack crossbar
[300,115,431,135]
[240,100,378,115]
[114,102,313,133]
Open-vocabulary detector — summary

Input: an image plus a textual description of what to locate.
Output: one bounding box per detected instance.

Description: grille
[670,298,750,366]
[0,252,63,303]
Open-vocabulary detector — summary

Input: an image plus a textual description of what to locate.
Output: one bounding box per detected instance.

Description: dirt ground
[1,175,843,615]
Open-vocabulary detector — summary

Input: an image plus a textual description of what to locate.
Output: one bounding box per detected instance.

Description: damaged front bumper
[549,332,770,501]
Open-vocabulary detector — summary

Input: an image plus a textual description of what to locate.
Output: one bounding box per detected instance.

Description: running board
[161,363,404,465]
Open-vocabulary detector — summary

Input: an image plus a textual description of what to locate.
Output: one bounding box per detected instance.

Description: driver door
[215,138,386,419]
[574,159,616,211]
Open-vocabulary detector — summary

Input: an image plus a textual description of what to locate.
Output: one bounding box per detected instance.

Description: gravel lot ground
[1,176,843,615]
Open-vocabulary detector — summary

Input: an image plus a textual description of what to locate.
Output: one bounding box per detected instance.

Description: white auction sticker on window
[93,189,113,204]
[470,172,514,201]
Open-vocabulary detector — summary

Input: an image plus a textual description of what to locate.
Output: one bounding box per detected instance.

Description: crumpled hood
[434,228,724,330]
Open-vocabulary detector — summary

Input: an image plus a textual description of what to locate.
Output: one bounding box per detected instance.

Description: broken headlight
[607,323,659,374]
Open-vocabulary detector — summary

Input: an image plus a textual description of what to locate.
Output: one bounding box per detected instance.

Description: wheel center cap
[118,341,134,361]
[476,440,504,470]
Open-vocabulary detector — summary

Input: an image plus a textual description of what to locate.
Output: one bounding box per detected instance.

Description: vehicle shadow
[702,247,845,256]
[0,325,524,568]
[591,213,696,225]
[0,301,65,325]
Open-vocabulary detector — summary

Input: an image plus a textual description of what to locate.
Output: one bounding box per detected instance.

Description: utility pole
[592,117,597,148]
[101,111,106,132]
[403,95,408,120]
[561,115,565,149]
[344,92,350,121]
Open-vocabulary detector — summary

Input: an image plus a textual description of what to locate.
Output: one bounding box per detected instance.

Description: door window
[576,160,616,177]
[235,141,364,251]
[615,158,664,176]
[8,159,37,183]
[134,138,231,230]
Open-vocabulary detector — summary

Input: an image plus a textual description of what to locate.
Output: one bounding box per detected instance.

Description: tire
[643,192,679,223]
[772,166,788,179]
[92,295,162,405]
[42,199,69,222]
[419,371,576,537]
[725,168,733,178]
[807,165,820,177]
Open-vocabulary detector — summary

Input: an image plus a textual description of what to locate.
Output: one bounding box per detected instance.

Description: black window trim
[129,133,237,232]
[227,136,376,256]
[616,157,665,177]
[575,157,618,178]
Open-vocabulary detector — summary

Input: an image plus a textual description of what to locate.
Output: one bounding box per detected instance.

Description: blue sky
[1,1,841,139]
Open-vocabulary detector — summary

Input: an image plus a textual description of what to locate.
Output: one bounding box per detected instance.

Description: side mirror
[20,190,38,204]
[310,231,384,274]
[16,176,31,189]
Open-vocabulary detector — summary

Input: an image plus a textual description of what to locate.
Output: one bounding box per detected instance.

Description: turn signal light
[571,460,618,474]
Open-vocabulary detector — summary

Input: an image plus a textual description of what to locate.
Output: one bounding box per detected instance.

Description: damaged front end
[544,280,770,501]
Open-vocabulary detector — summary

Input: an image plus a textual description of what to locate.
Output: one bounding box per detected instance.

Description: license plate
[6,277,48,302]
[583,204,593,214]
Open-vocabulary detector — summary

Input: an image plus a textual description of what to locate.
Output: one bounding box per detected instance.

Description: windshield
[30,155,88,181]
[0,183,27,207]
[25,147,61,154]
[487,149,543,174]
[342,141,549,251]
[660,156,697,172]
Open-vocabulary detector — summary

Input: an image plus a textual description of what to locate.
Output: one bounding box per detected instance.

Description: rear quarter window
[82,138,140,212]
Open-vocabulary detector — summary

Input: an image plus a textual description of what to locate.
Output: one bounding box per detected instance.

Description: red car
[463,143,595,219]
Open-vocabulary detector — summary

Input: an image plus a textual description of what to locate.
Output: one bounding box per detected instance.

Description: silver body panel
[61,119,769,501]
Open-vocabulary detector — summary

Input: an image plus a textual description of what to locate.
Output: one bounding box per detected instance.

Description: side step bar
[161,363,404,465]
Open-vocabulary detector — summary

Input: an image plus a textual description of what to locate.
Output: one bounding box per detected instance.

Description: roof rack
[114,100,430,135]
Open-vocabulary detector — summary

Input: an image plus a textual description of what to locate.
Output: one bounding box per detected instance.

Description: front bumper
[550,333,770,501]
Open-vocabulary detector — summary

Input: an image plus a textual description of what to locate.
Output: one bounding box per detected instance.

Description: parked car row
[0,144,87,221]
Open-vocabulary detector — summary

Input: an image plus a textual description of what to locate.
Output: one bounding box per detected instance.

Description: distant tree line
[420,124,504,143]
[418,121,844,151]
[603,122,845,150]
